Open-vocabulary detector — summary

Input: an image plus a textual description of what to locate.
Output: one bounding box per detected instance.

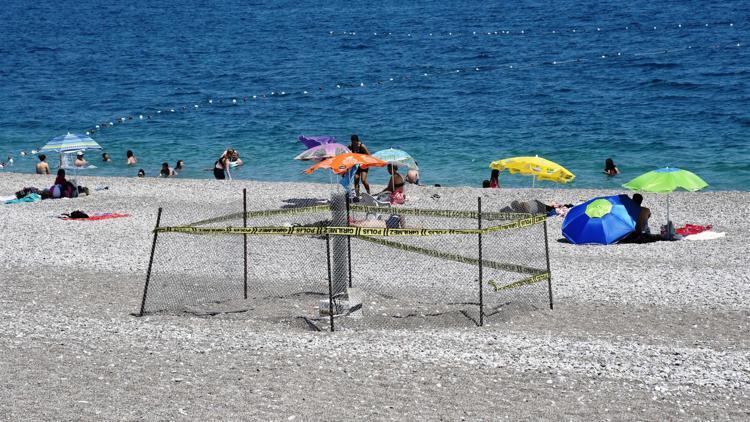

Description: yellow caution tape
[186,204,540,227]
[156,215,545,237]
[487,272,550,292]
[354,235,546,275]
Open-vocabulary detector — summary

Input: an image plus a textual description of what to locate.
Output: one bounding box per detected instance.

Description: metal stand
[243,188,248,299]
[346,194,353,288]
[543,219,554,310]
[326,234,334,332]
[138,207,163,316]
[477,197,484,326]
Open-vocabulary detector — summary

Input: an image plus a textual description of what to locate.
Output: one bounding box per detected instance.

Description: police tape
[156,215,545,237]
[487,272,550,292]
[185,204,539,227]
[355,235,546,275]
[349,205,535,221]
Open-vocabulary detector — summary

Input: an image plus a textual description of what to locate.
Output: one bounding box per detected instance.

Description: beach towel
[60,212,131,221]
[684,231,726,241]
[5,193,41,204]
[676,224,712,236]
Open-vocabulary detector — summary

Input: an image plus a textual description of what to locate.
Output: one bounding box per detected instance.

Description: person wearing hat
[74,152,88,167]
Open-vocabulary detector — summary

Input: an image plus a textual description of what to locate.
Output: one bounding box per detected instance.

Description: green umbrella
[623,167,708,239]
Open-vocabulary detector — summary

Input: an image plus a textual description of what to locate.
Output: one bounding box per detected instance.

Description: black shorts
[356,167,369,175]
[213,167,226,180]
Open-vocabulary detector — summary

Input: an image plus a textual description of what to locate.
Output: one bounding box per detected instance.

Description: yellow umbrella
[489,155,575,186]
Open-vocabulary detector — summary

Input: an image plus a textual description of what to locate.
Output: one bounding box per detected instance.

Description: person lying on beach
[74,152,88,167]
[604,158,619,176]
[36,154,50,175]
[377,164,405,205]
[126,150,137,166]
[214,148,234,180]
[160,162,176,177]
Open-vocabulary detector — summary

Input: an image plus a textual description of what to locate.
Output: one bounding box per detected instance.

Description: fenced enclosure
[137,189,553,331]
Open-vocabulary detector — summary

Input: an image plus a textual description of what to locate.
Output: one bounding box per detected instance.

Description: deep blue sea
[1,0,748,189]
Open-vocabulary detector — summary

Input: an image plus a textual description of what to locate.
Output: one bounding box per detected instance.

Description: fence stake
[243,188,248,300]
[345,194,353,288]
[543,219,554,310]
[138,207,163,317]
[478,197,484,327]
[326,234,334,332]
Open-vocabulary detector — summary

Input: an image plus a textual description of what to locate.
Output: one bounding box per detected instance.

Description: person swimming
[160,162,176,177]
[604,158,619,176]
[214,148,234,180]
[126,150,137,166]
[74,152,88,167]
[102,152,111,162]
[36,154,50,175]
[175,160,185,171]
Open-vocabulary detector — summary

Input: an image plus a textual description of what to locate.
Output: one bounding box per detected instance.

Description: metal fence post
[543,219,554,310]
[345,194,353,288]
[138,207,163,317]
[243,188,248,300]
[326,234,334,332]
[478,197,484,326]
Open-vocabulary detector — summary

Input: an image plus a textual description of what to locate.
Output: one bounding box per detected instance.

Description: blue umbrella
[562,194,640,245]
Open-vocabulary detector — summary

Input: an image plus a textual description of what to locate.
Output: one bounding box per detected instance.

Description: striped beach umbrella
[41,133,102,153]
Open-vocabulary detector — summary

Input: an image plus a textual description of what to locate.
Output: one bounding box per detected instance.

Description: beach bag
[51,184,62,199]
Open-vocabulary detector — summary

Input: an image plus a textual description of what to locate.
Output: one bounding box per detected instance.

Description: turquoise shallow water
[0,0,748,189]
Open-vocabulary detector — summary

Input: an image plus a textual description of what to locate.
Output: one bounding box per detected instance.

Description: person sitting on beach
[137,168,145,177]
[36,154,50,175]
[406,167,420,185]
[74,152,88,167]
[49,168,87,198]
[175,160,185,172]
[102,152,111,162]
[632,193,651,235]
[489,169,500,188]
[349,135,371,196]
[214,148,234,180]
[160,162,176,177]
[126,150,137,166]
[377,164,406,205]
[604,158,619,176]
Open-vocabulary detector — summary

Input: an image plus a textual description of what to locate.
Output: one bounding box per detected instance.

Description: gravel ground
[1,172,749,420]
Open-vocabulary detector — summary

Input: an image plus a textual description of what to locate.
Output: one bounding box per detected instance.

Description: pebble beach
[1,171,748,420]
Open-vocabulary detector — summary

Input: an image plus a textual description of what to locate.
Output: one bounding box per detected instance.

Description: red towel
[676,224,712,236]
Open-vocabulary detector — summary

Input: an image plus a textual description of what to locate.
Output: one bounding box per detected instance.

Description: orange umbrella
[304,152,388,175]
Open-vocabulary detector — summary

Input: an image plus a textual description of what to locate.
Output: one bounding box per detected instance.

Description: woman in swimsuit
[348,135,370,196]
[379,164,406,205]
[214,148,234,180]
[604,158,619,176]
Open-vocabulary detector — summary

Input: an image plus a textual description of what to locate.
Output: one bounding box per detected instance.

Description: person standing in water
[214,148,234,180]
[348,135,370,196]
[126,150,137,166]
[36,154,50,175]
[604,158,619,176]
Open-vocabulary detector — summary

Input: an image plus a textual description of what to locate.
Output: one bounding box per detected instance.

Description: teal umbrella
[372,148,419,170]
[623,167,708,239]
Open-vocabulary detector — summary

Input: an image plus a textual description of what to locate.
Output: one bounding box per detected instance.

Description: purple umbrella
[294,143,351,161]
[298,135,336,149]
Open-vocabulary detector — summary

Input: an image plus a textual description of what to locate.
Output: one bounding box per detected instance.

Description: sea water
[0,0,748,190]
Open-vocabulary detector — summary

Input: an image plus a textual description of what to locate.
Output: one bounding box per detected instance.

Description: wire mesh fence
[138,189,552,331]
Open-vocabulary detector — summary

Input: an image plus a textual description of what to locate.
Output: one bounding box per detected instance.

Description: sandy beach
[1,171,748,420]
